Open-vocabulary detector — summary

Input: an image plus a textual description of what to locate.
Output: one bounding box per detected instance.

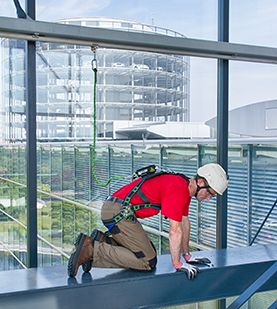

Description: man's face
[195,179,217,202]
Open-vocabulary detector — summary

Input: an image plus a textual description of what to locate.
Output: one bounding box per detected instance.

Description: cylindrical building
[1,17,190,141]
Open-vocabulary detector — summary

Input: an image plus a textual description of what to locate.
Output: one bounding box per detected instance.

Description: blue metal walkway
[0,244,276,309]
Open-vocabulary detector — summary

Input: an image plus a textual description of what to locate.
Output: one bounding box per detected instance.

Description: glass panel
[36,143,102,264]
[36,2,217,40]
[227,144,249,247]
[0,38,27,270]
[248,290,277,308]
[190,57,217,125]
[1,0,22,18]
[198,145,217,247]
[226,290,277,309]
[229,62,277,138]
[251,144,277,245]
[1,140,277,267]
[228,61,277,248]
[230,0,277,48]
[159,299,220,308]
[109,145,132,194]
[35,41,191,140]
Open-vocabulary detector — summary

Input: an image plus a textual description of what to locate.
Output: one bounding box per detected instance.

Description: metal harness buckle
[121,205,135,221]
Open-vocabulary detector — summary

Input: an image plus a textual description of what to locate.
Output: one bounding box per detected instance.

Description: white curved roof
[59,17,185,38]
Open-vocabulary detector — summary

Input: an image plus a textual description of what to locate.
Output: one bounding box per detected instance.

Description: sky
[1,0,277,122]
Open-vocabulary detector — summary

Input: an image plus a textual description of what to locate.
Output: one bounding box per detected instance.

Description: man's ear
[197,178,205,186]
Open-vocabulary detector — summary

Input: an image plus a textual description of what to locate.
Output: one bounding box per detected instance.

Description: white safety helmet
[197,163,228,195]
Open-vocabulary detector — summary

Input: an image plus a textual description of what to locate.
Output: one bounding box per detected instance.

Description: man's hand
[183,254,211,265]
[175,262,199,280]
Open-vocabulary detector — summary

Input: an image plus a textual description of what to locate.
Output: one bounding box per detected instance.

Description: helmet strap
[194,175,210,198]
[194,175,201,198]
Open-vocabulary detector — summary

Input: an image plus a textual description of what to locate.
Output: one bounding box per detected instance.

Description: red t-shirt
[113,174,191,222]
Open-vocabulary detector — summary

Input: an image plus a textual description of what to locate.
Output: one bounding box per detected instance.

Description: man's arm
[169,219,183,268]
[169,217,199,279]
[181,216,191,256]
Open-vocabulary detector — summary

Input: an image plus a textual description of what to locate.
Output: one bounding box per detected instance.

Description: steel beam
[1,16,277,63]
[0,244,276,309]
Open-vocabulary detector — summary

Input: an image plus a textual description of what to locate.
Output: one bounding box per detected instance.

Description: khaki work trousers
[92,200,157,270]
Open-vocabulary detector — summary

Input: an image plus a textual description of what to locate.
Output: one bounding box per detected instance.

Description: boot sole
[81,229,101,272]
[82,260,92,273]
[68,233,86,277]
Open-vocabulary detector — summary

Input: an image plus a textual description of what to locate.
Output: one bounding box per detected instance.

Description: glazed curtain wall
[0,141,276,270]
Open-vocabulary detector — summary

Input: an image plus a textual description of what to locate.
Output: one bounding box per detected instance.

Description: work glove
[183,253,211,266]
[175,262,199,280]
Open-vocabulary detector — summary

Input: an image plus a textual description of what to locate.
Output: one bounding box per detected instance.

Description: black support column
[25,0,37,268]
[217,0,229,308]
[216,0,229,250]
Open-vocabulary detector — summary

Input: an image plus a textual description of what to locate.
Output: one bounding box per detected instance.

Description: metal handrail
[0,208,69,259]
[0,176,101,214]
[0,137,277,147]
[0,239,27,269]
[250,198,277,246]
[268,300,277,309]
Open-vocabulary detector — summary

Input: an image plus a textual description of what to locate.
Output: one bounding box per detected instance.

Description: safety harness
[102,165,190,231]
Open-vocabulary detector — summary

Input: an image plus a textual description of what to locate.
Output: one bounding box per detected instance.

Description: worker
[68,163,228,279]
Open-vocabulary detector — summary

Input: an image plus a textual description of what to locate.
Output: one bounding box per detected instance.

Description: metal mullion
[25,0,37,269]
[216,1,229,308]
[216,0,229,250]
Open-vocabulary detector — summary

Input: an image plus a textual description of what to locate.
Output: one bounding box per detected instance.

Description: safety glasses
[202,179,217,197]
[206,186,217,197]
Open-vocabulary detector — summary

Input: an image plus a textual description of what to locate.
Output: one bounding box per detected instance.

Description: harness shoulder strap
[176,173,190,184]
[123,171,190,207]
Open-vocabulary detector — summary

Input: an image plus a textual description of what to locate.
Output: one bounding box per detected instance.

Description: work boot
[67,233,94,277]
[82,229,106,273]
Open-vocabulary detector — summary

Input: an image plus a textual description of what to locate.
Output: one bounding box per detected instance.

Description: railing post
[131,144,135,173]
[74,146,77,200]
[247,144,253,245]
[158,145,164,255]
[61,145,64,248]
[89,144,93,201]
[74,146,77,236]
[108,144,112,196]
[197,144,203,244]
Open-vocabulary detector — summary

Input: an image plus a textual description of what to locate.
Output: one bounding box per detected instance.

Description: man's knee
[134,250,157,270]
